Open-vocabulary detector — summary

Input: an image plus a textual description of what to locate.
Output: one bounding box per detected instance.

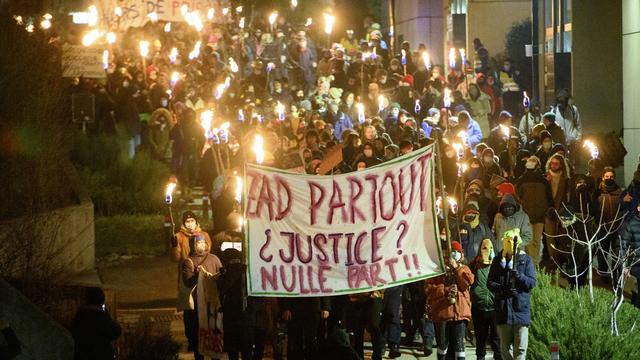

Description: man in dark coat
[488,231,536,360]
[72,287,121,360]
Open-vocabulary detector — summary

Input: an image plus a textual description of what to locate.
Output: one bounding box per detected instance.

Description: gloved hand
[508,288,518,298]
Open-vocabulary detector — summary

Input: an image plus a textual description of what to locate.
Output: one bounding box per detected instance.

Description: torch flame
[207,8,214,20]
[305,17,312,27]
[165,181,177,204]
[214,83,225,99]
[229,57,239,73]
[499,124,510,138]
[147,12,158,22]
[448,48,456,69]
[239,17,245,29]
[378,95,386,112]
[523,91,530,108]
[253,135,265,164]
[422,51,431,70]
[170,71,180,87]
[356,102,365,123]
[169,47,178,64]
[114,7,123,17]
[459,48,466,66]
[200,110,213,138]
[324,13,335,35]
[443,88,452,108]
[276,101,286,121]
[139,40,150,57]
[583,140,599,159]
[235,176,243,203]
[269,12,278,25]
[188,41,201,60]
[106,31,116,44]
[164,22,172,32]
[102,50,109,70]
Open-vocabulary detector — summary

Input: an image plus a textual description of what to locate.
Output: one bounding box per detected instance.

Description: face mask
[364,149,373,157]
[483,156,493,164]
[604,178,616,191]
[501,205,516,217]
[195,241,207,254]
[161,99,168,107]
[122,81,130,88]
[480,239,494,265]
[503,65,511,72]
[451,251,462,262]
[463,212,478,224]
[185,222,197,231]
[543,142,552,150]
[525,160,537,170]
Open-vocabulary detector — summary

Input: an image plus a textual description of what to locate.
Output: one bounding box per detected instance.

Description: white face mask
[451,251,462,262]
[185,222,197,231]
[525,160,537,170]
[543,142,552,150]
[364,149,373,157]
[161,99,169,107]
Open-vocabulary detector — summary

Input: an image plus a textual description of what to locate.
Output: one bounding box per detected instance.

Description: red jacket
[425,265,474,322]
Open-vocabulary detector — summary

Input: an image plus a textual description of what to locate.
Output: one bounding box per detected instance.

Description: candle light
[356,102,365,124]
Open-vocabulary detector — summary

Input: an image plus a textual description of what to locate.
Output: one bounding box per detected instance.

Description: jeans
[472,307,502,360]
[382,285,403,347]
[183,309,203,360]
[435,320,466,360]
[402,283,435,344]
[495,324,529,360]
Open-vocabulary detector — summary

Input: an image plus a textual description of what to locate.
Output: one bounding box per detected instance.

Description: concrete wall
[623,0,640,184]
[0,201,95,278]
[572,0,623,137]
[0,279,75,360]
[466,0,531,58]
[394,0,445,64]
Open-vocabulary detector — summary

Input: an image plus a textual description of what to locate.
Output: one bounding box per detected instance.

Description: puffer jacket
[425,265,474,322]
[492,194,532,253]
[516,170,553,223]
[458,222,494,261]
[487,252,536,325]
[470,259,495,312]
[619,213,640,253]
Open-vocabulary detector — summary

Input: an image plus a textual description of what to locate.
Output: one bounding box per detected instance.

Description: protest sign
[62,45,105,78]
[97,0,217,29]
[244,145,444,297]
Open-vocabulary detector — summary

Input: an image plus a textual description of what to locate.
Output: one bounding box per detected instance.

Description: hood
[499,194,520,213]
[481,147,495,158]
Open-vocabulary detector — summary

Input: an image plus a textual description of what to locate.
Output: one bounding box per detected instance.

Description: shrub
[95,215,167,258]
[72,132,171,216]
[529,271,640,359]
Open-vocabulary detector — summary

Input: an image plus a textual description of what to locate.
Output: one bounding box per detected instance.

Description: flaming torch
[378,95,386,113]
[415,99,421,114]
[253,135,265,164]
[422,51,431,70]
[276,101,286,121]
[583,140,599,160]
[169,47,178,64]
[499,124,510,141]
[102,50,109,70]
[443,88,452,109]
[200,110,214,139]
[235,175,243,203]
[356,102,365,124]
[448,47,456,71]
[269,12,278,33]
[401,49,407,75]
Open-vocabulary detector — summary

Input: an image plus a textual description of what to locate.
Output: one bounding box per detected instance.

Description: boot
[423,337,433,357]
[388,344,402,359]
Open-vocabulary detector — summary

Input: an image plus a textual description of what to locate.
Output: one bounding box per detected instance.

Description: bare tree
[546,195,626,303]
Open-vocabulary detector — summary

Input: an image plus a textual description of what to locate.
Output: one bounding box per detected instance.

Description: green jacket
[470,260,495,311]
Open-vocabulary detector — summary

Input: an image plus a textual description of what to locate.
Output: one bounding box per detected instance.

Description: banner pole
[434,129,452,255]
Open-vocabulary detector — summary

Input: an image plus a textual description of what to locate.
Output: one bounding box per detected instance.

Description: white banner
[97,0,217,29]
[244,145,444,297]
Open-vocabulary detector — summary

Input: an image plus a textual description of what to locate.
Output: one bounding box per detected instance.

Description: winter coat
[470,260,495,312]
[619,213,640,254]
[462,118,484,151]
[594,183,622,223]
[333,112,354,141]
[72,306,121,360]
[169,226,213,262]
[552,105,581,144]
[516,170,554,223]
[459,222,494,261]
[619,176,640,216]
[425,265,474,323]
[487,125,522,156]
[487,252,536,325]
[467,91,492,137]
[492,194,533,253]
[544,121,566,147]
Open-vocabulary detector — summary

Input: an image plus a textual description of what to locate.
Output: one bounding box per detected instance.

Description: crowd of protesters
[67,9,640,360]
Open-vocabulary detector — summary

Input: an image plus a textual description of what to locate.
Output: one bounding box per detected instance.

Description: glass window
[451,0,467,15]
[563,31,572,53]
[545,0,553,27]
